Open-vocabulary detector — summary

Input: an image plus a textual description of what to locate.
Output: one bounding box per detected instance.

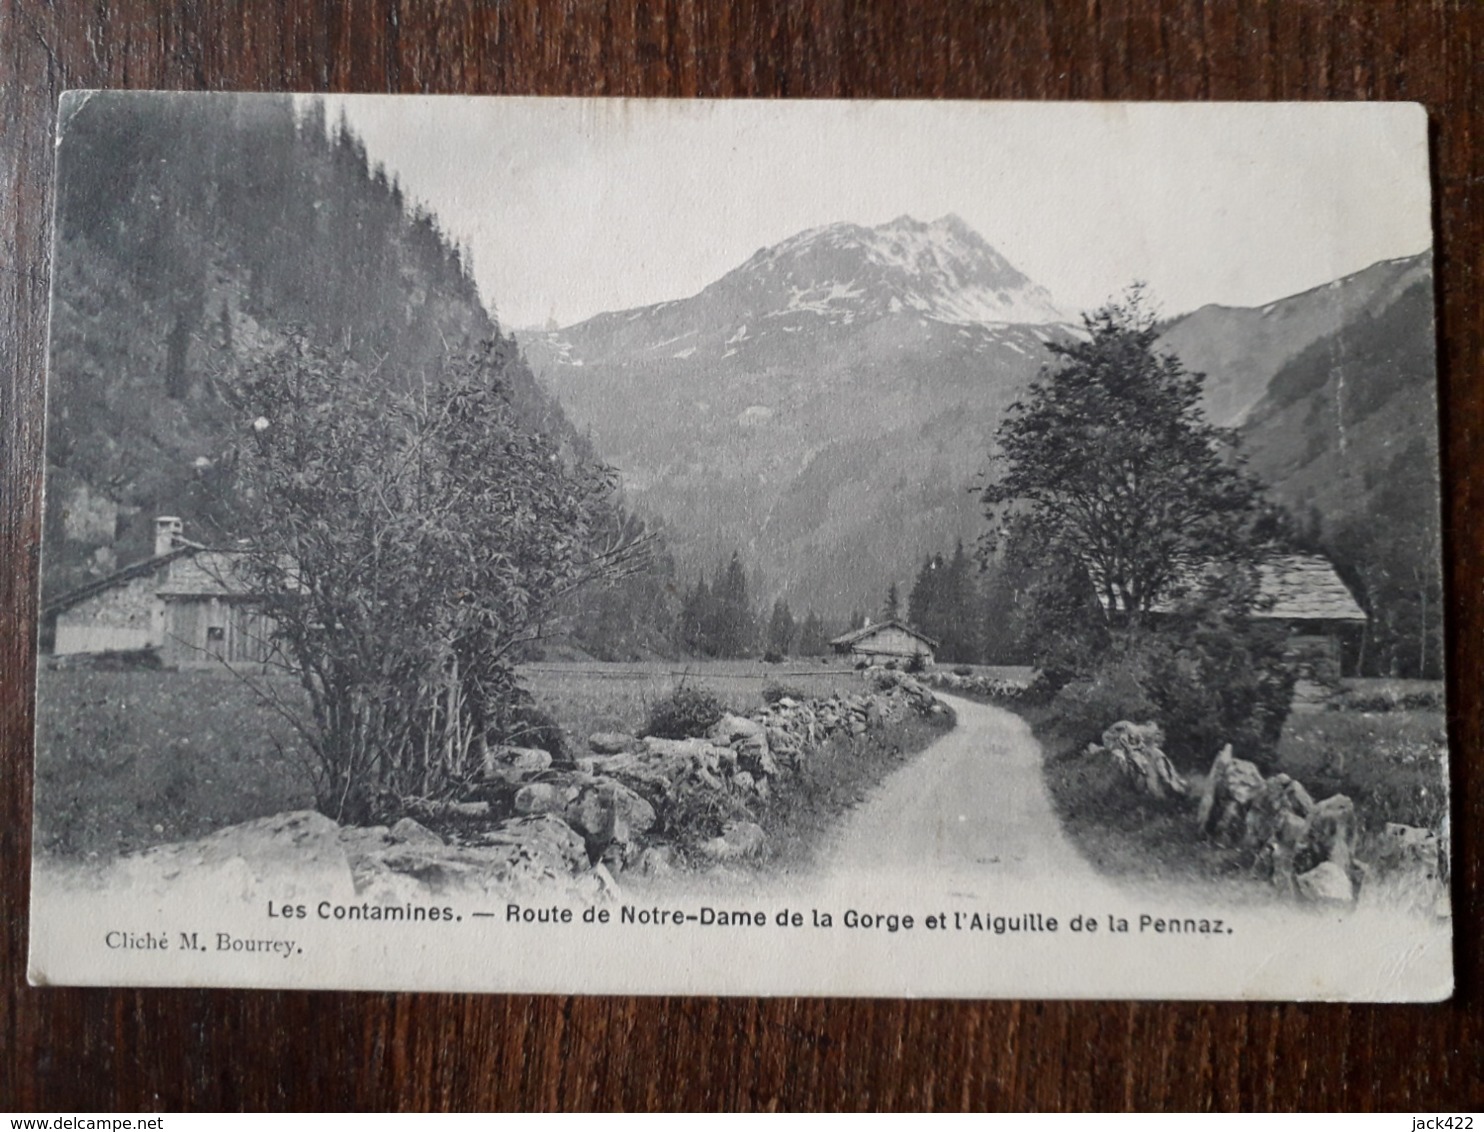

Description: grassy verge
[749,707,957,875]
[1027,705,1271,899]
[1027,692,1448,897]
[34,668,314,861]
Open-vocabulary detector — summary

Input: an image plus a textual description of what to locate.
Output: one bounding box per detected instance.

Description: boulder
[1101,721,1188,801]
[732,770,757,794]
[1296,860,1356,906]
[1299,794,1358,872]
[1241,773,1315,854]
[1196,744,1265,841]
[564,778,657,847]
[708,713,777,776]
[110,809,357,904]
[476,814,591,876]
[708,713,766,746]
[389,817,443,846]
[441,801,491,820]
[588,731,639,755]
[514,780,576,816]
[586,751,643,776]
[482,744,553,782]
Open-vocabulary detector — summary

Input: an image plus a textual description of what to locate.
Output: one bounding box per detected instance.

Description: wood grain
[2,0,1481,1111]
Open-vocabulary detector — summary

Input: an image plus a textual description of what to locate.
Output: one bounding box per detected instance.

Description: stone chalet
[45,516,277,668]
[830,619,938,667]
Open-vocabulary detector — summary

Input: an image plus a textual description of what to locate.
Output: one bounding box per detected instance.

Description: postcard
[29,94,1449,998]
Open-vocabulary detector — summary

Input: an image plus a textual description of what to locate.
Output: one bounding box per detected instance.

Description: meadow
[33,668,315,860]
[520,659,867,743]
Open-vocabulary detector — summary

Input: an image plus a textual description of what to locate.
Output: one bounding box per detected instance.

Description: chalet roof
[1253,554,1367,623]
[42,543,202,617]
[43,540,261,616]
[829,618,940,649]
[1093,553,1367,624]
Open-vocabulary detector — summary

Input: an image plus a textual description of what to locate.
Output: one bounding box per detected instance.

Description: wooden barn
[830,619,938,667]
[1250,553,1369,684]
[45,516,277,669]
[1097,553,1368,677]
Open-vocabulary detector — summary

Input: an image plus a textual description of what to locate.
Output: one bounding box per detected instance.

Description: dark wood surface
[3,0,1481,1111]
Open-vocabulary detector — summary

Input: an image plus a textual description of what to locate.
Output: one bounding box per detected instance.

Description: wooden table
[2,0,1480,1110]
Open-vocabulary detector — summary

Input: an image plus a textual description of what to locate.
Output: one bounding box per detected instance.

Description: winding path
[817,692,1099,896]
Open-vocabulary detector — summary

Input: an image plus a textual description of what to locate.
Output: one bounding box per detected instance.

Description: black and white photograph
[29,93,1450,999]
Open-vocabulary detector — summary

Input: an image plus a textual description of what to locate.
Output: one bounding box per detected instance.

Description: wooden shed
[829,619,938,667]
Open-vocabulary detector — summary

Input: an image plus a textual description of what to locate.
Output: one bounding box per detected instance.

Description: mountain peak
[714,213,1067,329]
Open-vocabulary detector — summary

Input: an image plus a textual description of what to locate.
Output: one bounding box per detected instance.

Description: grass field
[33,668,315,860]
[520,659,867,745]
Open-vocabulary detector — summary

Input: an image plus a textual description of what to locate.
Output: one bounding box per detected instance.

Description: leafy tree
[227,334,646,821]
[981,286,1268,628]
[981,287,1295,762]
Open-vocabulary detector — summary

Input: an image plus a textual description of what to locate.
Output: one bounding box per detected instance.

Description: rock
[708,713,766,746]
[111,809,357,904]
[442,801,491,820]
[588,731,639,755]
[849,720,867,736]
[732,770,756,793]
[476,814,591,875]
[564,779,657,846]
[587,751,642,776]
[1242,773,1315,854]
[482,744,553,781]
[1300,794,1358,872]
[389,817,443,846]
[1102,721,1188,801]
[1196,744,1265,841]
[700,820,767,861]
[514,781,575,815]
[708,713,776,775]
[1296,860,1355,905]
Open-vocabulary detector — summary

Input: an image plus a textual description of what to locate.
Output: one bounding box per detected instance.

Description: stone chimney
[154,516,183,557]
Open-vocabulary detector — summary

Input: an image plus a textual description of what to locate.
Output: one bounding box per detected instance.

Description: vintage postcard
[29,94,1450,998]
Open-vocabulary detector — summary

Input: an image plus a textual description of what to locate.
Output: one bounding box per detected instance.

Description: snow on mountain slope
[526,214,1069,374]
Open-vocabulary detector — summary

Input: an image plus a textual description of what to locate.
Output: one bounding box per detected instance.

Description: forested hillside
[43,92,677,655]
[1240,278,1443,677]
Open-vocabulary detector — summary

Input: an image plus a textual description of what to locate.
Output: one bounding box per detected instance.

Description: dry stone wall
[89,672,946,903]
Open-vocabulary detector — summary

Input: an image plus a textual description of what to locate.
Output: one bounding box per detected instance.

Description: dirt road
[819,692,1099,896]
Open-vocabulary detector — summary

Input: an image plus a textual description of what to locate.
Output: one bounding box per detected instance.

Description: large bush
[645,684,728,739]
[1052,618,1295,771]
[1049,665,1158,753]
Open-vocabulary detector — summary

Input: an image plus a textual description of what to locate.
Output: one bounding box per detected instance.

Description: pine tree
[678,573,712,656]
[765,599,795,657]
[708,551,755,658]
[796,610,829,656]
[881,581,901,622]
